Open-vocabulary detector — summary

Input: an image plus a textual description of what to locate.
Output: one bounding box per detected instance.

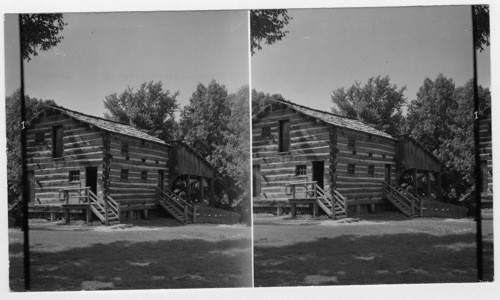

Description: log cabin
[479,109,493,209]
[252,99,445,218]
[26,105,215,224]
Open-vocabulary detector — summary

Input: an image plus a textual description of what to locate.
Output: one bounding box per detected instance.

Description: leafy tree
[21,14,66,61]
[179,80,230,161]
[251,89,285,116]
[103,81,179,141]
[406,74,490,205]
[473,5,490,52]
[6,90,55,224]
[331,75,407,136]
[250,10,292,55]
[218,86,251,223]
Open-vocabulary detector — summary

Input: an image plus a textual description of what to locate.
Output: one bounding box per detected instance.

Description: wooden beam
[186,174,191,203]
[426,170,432,196]
[413,169,418,197]
[200,177,205,202]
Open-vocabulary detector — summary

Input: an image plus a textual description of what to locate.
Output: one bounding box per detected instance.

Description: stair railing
[384,182,421,216]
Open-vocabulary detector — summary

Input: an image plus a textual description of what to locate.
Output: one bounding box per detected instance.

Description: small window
[69,170,80,182]
[382,154,386,159]
[347,164,355,176]
[141,170,148,182]
[142,158,146,164]
[348,138,356,149]
[261,126,271,138]
[368,153,373,157]
[368,165,375,176]
[155,160,159,164]
[295,165,307,176]
[35,132,45,144]
[120,169,129,181]
[352,150,357,155]
[121,142,129,156]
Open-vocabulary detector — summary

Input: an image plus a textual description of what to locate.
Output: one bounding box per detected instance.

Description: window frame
[35,132,45,144]
[295,164,307,176]
[120,169,129,181]
[68,170,80,182]
[347,137,356,150]
[347,163,355,176]
[261,126,271,138]
[368,165,375,176]
[140,170,148,182]
[278,119,290,152]
[52,125,64,158]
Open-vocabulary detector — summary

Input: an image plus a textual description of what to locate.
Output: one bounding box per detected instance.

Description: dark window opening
[348,164,355,176]
[279,120,290,152]
[121,142,129,156]
[352,150,357,155]
[261,126,271,138]
[368,165,375,176]
[120,169,129,181]
[382,154,386,159]
[142,158,146,164]
[368,153,373,157]
[156,160,159,164]
[52,126,63,158]
[69,170,80,182]
[35,132,45,144]
[295,164,307,176]
[141,171,148,182]
[348,138,356,149]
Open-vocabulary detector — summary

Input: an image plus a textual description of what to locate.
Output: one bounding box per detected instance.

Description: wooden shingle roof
[48,105,167,145]
[254,99,394,140]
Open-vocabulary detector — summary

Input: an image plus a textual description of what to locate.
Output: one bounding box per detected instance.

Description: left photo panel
[5,11,252,291]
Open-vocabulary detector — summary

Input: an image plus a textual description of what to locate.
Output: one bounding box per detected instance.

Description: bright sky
[4,11,249,117]
[252,6,491,112]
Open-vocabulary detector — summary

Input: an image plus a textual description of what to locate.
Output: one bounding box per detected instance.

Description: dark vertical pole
[471,5,483,282]
[18,14,30,291]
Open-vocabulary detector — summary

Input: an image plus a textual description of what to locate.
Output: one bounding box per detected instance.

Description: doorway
[158,170,165,191]
[85,167,98,195]
[312,161,324,190]
[385,164,391,185]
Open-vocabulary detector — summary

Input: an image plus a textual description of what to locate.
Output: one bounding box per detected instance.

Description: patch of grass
[254,232,477,286]
[10,238,252,291]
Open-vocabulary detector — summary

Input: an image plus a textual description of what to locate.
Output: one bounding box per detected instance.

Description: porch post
[413,169,418,197]
[427,170,432,196]
[199,177,205,202]
[186,174,191,203]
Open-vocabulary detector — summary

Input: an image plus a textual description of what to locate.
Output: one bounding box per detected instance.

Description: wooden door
[279,120,290,152]
[158,170,165,191]
[252,165,261,197]
[312,161,324,190]
[85,167,98,195]
[385,164,391,185]
[52,125,64,158]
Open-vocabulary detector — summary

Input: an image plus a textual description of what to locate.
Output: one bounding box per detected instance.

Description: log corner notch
[394,135,443,200]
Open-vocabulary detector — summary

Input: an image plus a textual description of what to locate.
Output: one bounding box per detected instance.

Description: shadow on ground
[10,238,252,291]
[254,232,481,287]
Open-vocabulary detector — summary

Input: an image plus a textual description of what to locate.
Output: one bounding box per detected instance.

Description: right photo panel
[250,6,492,286]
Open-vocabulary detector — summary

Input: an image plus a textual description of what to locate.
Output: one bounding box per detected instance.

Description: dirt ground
[9,218,252,291]
[253,212,493,287]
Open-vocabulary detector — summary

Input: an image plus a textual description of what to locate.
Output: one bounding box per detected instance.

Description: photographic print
[5,10,251,291]
[251,5,492,286]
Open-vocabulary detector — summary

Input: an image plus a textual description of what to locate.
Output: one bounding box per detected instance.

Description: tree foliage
[178,81,250,220]
[251,89,285,116]
[406,74,490,204]
[331,75,407,136]
[103,81,179,141]
[473,5,490,52]
[21,14,66,61]
[6,90,56,223]
[250,10,292,55]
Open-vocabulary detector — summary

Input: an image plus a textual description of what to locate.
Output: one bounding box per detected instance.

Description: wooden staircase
[88,190,121,225]
[156,188,193,224]
[288,181,347,219]
[315,185,347,219]
[384,182,420,218]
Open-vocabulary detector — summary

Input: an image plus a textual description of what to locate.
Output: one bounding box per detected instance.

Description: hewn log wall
[26,113,104,205]
[479,113,493,207]
[108,134,169,207]
[252,107,331,206]
[335,128,396,208]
